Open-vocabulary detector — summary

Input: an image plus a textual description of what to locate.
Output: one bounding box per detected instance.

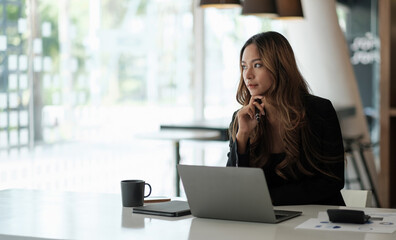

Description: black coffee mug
[121,180,152,207]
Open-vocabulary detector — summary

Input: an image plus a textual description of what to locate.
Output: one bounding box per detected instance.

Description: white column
[193,0,205,121]
[88,0,101,104]
[27,0,37,149]
[284,0,378,197]
[58,0,73,118]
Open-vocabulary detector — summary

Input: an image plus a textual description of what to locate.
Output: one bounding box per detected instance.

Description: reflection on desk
[1,189,395,240]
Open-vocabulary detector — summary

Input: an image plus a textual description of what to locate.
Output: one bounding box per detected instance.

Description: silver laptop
[177,164,302,223]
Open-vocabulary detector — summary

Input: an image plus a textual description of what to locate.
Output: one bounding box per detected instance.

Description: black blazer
[227,94,345,206]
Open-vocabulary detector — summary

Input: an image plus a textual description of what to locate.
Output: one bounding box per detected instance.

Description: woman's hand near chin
[235,96,265,154]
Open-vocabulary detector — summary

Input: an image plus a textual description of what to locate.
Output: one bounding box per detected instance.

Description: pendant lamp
[241,0,304,19]
[276,0,304,19]
[241,0,277,17]
[199,0,242,8]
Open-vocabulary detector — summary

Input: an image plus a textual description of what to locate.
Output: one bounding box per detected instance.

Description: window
[0,1,284,195]
[203,8,282,119]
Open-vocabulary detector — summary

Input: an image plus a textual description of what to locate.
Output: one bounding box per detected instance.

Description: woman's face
[241,44,274,97]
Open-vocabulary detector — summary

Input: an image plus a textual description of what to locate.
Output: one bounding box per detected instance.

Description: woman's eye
[254,63,262,68]
[241,65,247,70]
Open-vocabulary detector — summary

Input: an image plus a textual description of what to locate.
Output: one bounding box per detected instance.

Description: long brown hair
[231,31,340,180]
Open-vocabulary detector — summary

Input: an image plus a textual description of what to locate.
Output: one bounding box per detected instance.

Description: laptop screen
[177,164,301,223]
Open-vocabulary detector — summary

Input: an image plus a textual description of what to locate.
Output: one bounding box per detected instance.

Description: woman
[227,31,345,206]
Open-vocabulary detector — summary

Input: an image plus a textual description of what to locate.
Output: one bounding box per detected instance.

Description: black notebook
[132,200,191,217]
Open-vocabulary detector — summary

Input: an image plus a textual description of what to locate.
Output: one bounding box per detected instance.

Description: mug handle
[144,183,152,198]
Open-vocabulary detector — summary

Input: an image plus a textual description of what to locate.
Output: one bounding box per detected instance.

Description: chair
[341,189,372,207]
[343,135,380,207]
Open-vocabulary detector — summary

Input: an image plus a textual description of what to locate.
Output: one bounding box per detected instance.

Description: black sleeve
[226,111,250,167]
[270,97,345,206]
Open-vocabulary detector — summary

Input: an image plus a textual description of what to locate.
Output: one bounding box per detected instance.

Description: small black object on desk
[327,209,371,224]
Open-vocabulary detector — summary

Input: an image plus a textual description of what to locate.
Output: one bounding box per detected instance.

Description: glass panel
[0,131,7,147]
[33,38,42,54]
[42,22,51,37]
[20,128,28,144]
[43,74,51,89]
[8,93,18,108]
[19,74,27,89]
[78,91,86,104]
[52,92,60,105]
[0,94,7,108]
[18,18,27,34]
[9,130,18,145]
[0,112,7,127]
[77,75,86,88]
[53,75,60,88]
[8,55,17,71]
[19,110,28,126]
[33,56,42,72]
[70,58,78,73]
[8,74,17,90]
[0,36,6,51]
[19,55,28,71]
[9,111,18,127]
[43,56,52,72]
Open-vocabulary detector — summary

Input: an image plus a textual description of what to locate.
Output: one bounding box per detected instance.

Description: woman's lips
[247,84,258,88]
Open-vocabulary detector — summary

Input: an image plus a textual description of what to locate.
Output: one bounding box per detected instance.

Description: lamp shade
[276,0,303,19]
[200,0,241,8]
[241,0,277,17]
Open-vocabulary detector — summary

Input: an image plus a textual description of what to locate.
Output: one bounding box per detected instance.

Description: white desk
[0,189,395,240]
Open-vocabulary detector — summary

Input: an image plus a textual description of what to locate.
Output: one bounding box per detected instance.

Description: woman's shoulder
[303,94,336,118]
[303,94,332,106]
[303,94,333,111]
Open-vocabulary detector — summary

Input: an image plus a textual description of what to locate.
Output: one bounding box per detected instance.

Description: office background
[0,1,384,204]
